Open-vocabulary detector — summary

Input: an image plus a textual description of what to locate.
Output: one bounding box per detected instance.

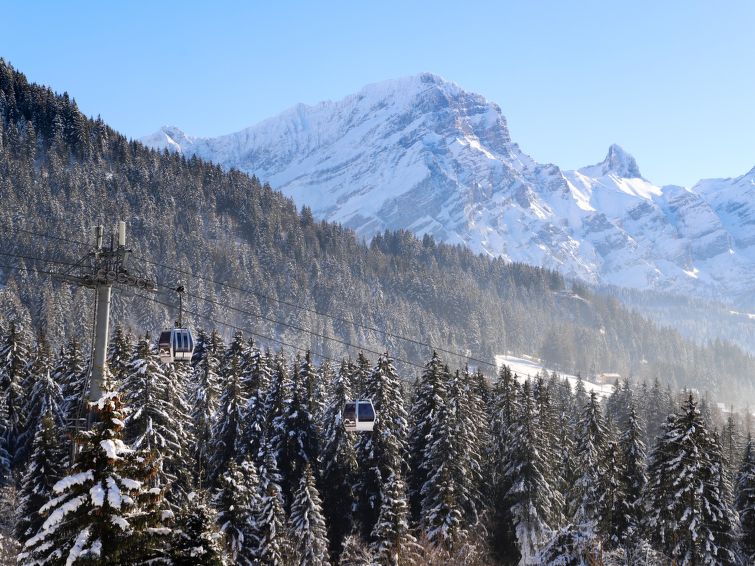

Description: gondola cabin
[158,328,195,364]
[343,400,375,432]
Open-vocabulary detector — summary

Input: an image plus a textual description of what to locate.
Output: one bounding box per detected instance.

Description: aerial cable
[140,255,498,370]
[153,281,425,370]
[0,227,499,370]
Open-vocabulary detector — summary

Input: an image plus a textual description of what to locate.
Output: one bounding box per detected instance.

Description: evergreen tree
[266,352,320,503]
[238,347,271,461]
[619,402,646,546]
[735,433,755,561]
[121,336,192,505]
[19,390,164,565]
[107,325,133,387]
[0,321,30,469]
[213,459,260,565]
[503,380,561,562]
[354,354,409,539]
[643,395,737,565]
[320,359,359,559]
[169,492,225,566]
[17,367,65,470]
[257,440,293,565]
[371,472,420,566]
[596,435,629,550]
[16,409,65,543]
[207,341,246,484]
[55,337,87,455]
[419,369,465,552]
[408,352,447,523]
[189,330,223,487]
[289,463,330,566]
[338,533,373,565]
[568,391,607,529]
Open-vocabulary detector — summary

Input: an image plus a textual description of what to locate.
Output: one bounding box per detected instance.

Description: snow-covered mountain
[141,73,755,300]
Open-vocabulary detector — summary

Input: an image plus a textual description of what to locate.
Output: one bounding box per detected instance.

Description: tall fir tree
[189,330,223,487]
[643,395,737,565]
[354,355,409,540]
[619,402,646,547]
[320,359,359,560]
[503,380,561,562]
[568,390,608,529]
[19,390,164,565]
[371,472,420,566]
[213,459,261,565]
[290,463,330,566]
[257,440,293,566]
[238,347,272,461]
[208,345,246,485]
[408,352,447,523]
[107,325,133,387]
[15,409,65,543]
[735,433,755,562]
[121,336,193,506]
[0,321,30,470]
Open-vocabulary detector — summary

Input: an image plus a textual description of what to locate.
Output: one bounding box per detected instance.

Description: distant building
[596,372,621,385]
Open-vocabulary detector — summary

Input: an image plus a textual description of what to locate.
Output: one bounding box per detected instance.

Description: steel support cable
[153,281,426,371]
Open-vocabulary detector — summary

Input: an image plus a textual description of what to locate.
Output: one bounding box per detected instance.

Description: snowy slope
[494,354,615,399]
[141,74,755,301]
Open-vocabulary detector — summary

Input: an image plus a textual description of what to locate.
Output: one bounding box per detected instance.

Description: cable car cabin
[158,329,195,364]
[343,400,375,432]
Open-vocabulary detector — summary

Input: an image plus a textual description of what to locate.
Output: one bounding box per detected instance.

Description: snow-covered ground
[494,354,615,399]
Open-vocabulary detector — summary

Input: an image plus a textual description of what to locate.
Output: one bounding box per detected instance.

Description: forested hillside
[0,59,754,403]
[0,323,753,564]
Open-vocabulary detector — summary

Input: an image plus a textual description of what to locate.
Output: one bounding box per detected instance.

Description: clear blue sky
[3,0,755,187]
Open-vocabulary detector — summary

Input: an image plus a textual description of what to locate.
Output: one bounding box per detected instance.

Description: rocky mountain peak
[585,144,642,179]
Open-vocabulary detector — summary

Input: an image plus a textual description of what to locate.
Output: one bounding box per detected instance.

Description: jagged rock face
[141,74,755,301]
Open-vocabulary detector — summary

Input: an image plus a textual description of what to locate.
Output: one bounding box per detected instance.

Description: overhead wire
[0,225,498,370]
[137,255,499,370]
[153,281,426,370]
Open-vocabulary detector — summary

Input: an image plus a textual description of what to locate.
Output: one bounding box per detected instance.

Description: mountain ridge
[141,74,755,304]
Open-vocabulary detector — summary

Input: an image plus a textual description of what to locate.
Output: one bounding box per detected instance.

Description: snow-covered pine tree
[19,390,164,565]
[299,350,325,430]
[257,440,293,565]
[503,379,561,563]
[721,410,742,480]
[568,390,608,529]
[408,352,447,523]
[213,459,261,565]
[121,335,192,505]
[189,329,223,487]
[273,353,319,502]
[532,372,562,521]
[455,367,487,527]
[0,321,30,470]
[419,368,466,553]
[238,346,271,461]
[354,354,410,540]
[371,471,420,566]
[290,462,330,566]
[208,345,246,485]
[338,533,374,565]
[735,433,755,561]
[55,337,86,454]
[488,363,522,560]
[169,491,225,566]
[18,359,65,471]
[15,409,65,543]
[107,325,133,387]
[320,359,359,559]
[619,402,646,547]
[643,395,737,565]
[596,435,629,550]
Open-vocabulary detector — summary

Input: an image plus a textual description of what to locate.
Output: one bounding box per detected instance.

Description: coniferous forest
[2,57,755,566]
[0,321,752,565]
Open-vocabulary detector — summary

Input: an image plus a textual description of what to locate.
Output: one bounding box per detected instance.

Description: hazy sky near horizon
[3,0,755,187]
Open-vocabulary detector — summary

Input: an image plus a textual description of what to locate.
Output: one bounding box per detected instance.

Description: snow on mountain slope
[141,74,755,300]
